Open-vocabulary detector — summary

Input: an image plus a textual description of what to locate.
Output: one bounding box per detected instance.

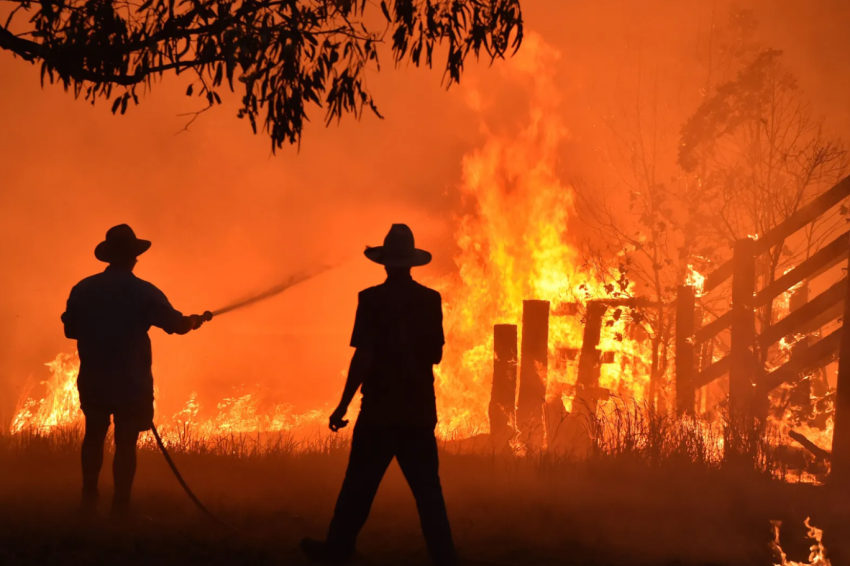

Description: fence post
[516,300,550,447]
[489,324,518,448]
[676,285,696,417]
[575,301,608,419]
[831,244,850,486]
[729,238,757,457]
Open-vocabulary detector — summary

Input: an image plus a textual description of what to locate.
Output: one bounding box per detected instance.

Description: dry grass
[0,416,846,566]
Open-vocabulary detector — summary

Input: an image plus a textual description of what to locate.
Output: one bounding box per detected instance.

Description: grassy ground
[0,429,844,566]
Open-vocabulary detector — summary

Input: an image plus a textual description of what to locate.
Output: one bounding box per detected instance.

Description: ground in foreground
[0,438,846,566]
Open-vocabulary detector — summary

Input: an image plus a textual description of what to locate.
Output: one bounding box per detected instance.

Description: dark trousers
[327,421,455,565]
[81,411,142,508]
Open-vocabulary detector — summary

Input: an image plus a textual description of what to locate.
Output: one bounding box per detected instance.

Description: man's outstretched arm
[149,286,211,335]
[166,312,212,335]
[329,348,373,432]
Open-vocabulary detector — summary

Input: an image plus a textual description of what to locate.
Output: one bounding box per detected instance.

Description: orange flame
[432,34,655,439]
[771,518,831,566]
[18,34,829,464]
[11,353,82,433]
[11,34,663,449]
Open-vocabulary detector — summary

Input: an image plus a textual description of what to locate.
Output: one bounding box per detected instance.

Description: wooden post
[729,238,757,457]
[831,245,850,486]
[489,324,518,448]
[516,300,550,446]
[676,285,696,417]
[575,301,608,418]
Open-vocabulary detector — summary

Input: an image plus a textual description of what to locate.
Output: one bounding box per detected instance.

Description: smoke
[1,0,850,422]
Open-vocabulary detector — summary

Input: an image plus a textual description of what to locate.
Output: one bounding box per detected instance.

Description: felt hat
[94,224,151,263]
[364,224,432,267]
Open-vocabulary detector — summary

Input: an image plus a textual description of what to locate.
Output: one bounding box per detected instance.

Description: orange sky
[1,0,849,422]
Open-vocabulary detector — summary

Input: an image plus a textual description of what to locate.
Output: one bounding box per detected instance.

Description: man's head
[364,224,431,270]
[109,256,139,271]
[384,265,412,278]
[94,224,151,270]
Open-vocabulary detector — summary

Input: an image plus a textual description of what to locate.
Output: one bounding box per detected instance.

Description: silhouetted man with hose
[61,224,211,517]
[301,224,456,566]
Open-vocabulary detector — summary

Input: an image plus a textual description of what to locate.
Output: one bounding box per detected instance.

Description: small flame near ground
[11,353,81,433]
[771,518,831,566]
[10,351,329,442]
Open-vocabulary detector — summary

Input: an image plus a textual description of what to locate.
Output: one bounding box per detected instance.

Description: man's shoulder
[72,273,101,287]
[358,284,383,299]
[359,281,441,301]
[412,281,441,302]
[131,275,160,291]
[74,272,163,296]
[70,272,109,295]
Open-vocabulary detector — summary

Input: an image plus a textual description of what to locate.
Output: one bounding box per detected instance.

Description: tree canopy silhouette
[0,0,523,148]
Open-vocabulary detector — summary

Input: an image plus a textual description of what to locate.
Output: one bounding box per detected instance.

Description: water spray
[207,264,335,319]
[153,262,336,531]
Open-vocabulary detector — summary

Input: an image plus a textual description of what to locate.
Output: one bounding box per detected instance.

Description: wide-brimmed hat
[94,224,151,263]
[364,224,432,267]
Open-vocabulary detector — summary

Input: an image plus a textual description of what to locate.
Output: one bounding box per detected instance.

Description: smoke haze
[1,0,849,422]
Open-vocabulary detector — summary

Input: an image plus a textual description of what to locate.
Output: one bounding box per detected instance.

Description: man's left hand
[329,406,349,432]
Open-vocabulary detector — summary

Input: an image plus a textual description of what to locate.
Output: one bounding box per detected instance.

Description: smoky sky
[1,0,849,421]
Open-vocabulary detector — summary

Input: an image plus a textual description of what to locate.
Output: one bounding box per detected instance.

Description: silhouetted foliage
[677,43,848,390]
[0,0,523,149]
[678,49,789,173]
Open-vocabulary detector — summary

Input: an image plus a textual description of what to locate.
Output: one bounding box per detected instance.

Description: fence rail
[675,175,850,471]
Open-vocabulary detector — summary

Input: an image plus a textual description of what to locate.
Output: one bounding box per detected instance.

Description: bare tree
[575,59,685,412]
[679,48,849,355]
[576,9,848,416]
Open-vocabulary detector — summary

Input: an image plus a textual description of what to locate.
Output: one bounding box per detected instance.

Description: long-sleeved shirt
[62,266,193,409]
[350,274,444,427]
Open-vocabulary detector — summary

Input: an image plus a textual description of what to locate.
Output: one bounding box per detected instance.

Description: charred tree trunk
[489,324,518,449]
[516,300,550,447]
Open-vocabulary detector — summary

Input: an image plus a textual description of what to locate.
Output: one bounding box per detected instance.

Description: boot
[300,537,353,564]
[79,487,98,519]
[110,489,132,520]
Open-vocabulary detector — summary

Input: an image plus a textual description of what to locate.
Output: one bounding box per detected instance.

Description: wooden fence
[485,175,850,475]
[675,175,850,474]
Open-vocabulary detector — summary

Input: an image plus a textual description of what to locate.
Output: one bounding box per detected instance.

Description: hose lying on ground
[147,265,336,532]
[150,424,241,533]
[151,423,529,565]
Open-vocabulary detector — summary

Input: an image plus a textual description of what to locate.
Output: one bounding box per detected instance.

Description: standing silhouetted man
[301,224,456,566]
[61,224,211,516]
